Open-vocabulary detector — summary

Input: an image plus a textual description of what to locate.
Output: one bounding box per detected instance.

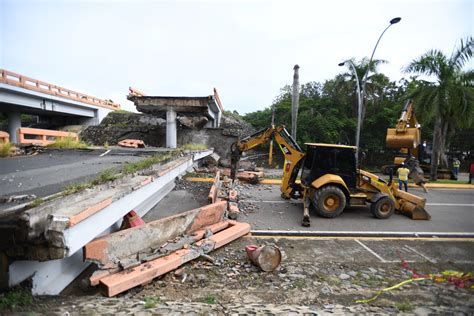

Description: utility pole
[291,64,300,140]
[268,107,275,166]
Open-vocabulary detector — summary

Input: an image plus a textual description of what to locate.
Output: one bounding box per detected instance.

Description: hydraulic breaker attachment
[393,188,431,220]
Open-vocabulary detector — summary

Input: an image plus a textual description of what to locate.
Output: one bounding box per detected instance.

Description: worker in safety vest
[453,158,460,180]
[397,162,410,192]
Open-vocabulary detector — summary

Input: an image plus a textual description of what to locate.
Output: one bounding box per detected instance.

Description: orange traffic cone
[122,210,145,229]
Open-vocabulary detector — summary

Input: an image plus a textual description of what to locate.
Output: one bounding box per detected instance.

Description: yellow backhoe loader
[230,125,431,227]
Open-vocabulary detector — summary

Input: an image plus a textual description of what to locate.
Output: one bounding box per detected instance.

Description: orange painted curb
[68,197,113,227]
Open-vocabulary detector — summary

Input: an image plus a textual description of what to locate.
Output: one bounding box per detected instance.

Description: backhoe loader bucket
[386,128,420,148]
[393,188,431,220]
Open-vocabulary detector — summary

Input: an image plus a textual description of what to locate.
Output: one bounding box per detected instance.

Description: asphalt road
[0,148,163,201]
[240,185,474,234]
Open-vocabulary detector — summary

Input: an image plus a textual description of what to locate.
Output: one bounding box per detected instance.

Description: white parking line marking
[355,239,387,263]
[403,245,437,263]
[99,150,111,157]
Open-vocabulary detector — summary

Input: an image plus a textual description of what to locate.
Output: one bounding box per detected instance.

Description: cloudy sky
[1,0,472,113]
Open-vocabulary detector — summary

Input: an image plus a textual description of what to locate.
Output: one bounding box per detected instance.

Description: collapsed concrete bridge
[0,149,213,295]
[127,88,224,148]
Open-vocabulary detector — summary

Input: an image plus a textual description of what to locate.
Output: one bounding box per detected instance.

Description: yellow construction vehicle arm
[386,99,421,149]
[230,125,305,198]
[395,99,418,133]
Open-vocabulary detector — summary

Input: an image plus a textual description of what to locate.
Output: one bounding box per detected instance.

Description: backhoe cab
[231,125,431,227]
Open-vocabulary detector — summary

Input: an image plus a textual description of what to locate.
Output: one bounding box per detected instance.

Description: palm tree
[403,37,473,180]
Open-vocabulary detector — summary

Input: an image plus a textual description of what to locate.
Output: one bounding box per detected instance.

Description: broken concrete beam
[117,139,145,148]
[6,151,212,295]
[177,115,209,129]
[208,171,221,204]
[220,168,264,184]
[84,201,227,268]
[99,220,250,297]
[1,151,212,261]
[228,189,238,202]
[228,202,240,220]
[89,220,230,286]
[8,249,89,295]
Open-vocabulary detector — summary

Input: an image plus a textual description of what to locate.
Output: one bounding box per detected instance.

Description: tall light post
[339,17,401,167]
[338,60,362,167]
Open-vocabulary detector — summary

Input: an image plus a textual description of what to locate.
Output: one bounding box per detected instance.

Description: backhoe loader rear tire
[311,186,346,218]
[371,196,395,219]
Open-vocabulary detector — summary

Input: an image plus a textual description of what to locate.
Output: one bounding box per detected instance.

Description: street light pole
[338,60,362,167]
[339,17,401,168]
[361,17,402,105]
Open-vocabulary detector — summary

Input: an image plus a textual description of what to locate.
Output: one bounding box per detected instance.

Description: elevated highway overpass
[0,69,121,143]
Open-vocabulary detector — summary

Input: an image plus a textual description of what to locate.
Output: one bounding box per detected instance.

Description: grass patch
[91,168,119,185]
[201,294,217,304]
[395,299,415,312]
[47,137,89,149]
[0,288,33,310]
[293,278,307,289]
[0,143,13,157]
[122,152,174,175]
[181,143,208,151]
[143,296,160,309]
[63,182,93,195]
[63,168,119,195]
[30,198,44,208]
[112,109,131,114]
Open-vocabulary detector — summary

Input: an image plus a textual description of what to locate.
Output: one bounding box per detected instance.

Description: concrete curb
[250,230,474,238]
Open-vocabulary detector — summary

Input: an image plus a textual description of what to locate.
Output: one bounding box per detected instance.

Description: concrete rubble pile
[194,153,265,184]
[84,169,251,297]
[0,149,214,295]
[81,111,255,156]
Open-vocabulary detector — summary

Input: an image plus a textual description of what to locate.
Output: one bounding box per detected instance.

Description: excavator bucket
[393,188,431,220]
[386,128,420,148]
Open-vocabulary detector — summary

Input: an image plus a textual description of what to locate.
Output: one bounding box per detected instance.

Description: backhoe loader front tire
[311,186,346,218]
[371,197,395,219]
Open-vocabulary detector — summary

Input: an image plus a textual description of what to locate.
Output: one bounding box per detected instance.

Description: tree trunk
[430,116,443,181]
[439,120,449,168]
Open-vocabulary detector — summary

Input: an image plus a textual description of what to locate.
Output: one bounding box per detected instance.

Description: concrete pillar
[8,111,21,143]
[166,109,177,148]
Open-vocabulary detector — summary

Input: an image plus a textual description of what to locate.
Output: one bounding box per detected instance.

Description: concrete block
[99,221,250,297]
[84,201,227,268]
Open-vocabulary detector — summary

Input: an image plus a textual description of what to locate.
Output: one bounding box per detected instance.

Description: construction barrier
[18,127,78,146]
[0,131,9,143]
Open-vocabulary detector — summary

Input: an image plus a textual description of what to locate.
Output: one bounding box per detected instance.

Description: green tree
[403,37,474,180]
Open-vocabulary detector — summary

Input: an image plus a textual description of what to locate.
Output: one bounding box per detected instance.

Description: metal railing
[0,69,121,110]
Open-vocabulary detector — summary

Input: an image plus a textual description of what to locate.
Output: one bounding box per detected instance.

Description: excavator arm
[230,125,305,198]
[386,99,428,189]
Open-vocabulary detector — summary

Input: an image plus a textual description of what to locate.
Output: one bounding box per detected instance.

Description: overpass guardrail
[0,69,120,110]
[18,127,78,146]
